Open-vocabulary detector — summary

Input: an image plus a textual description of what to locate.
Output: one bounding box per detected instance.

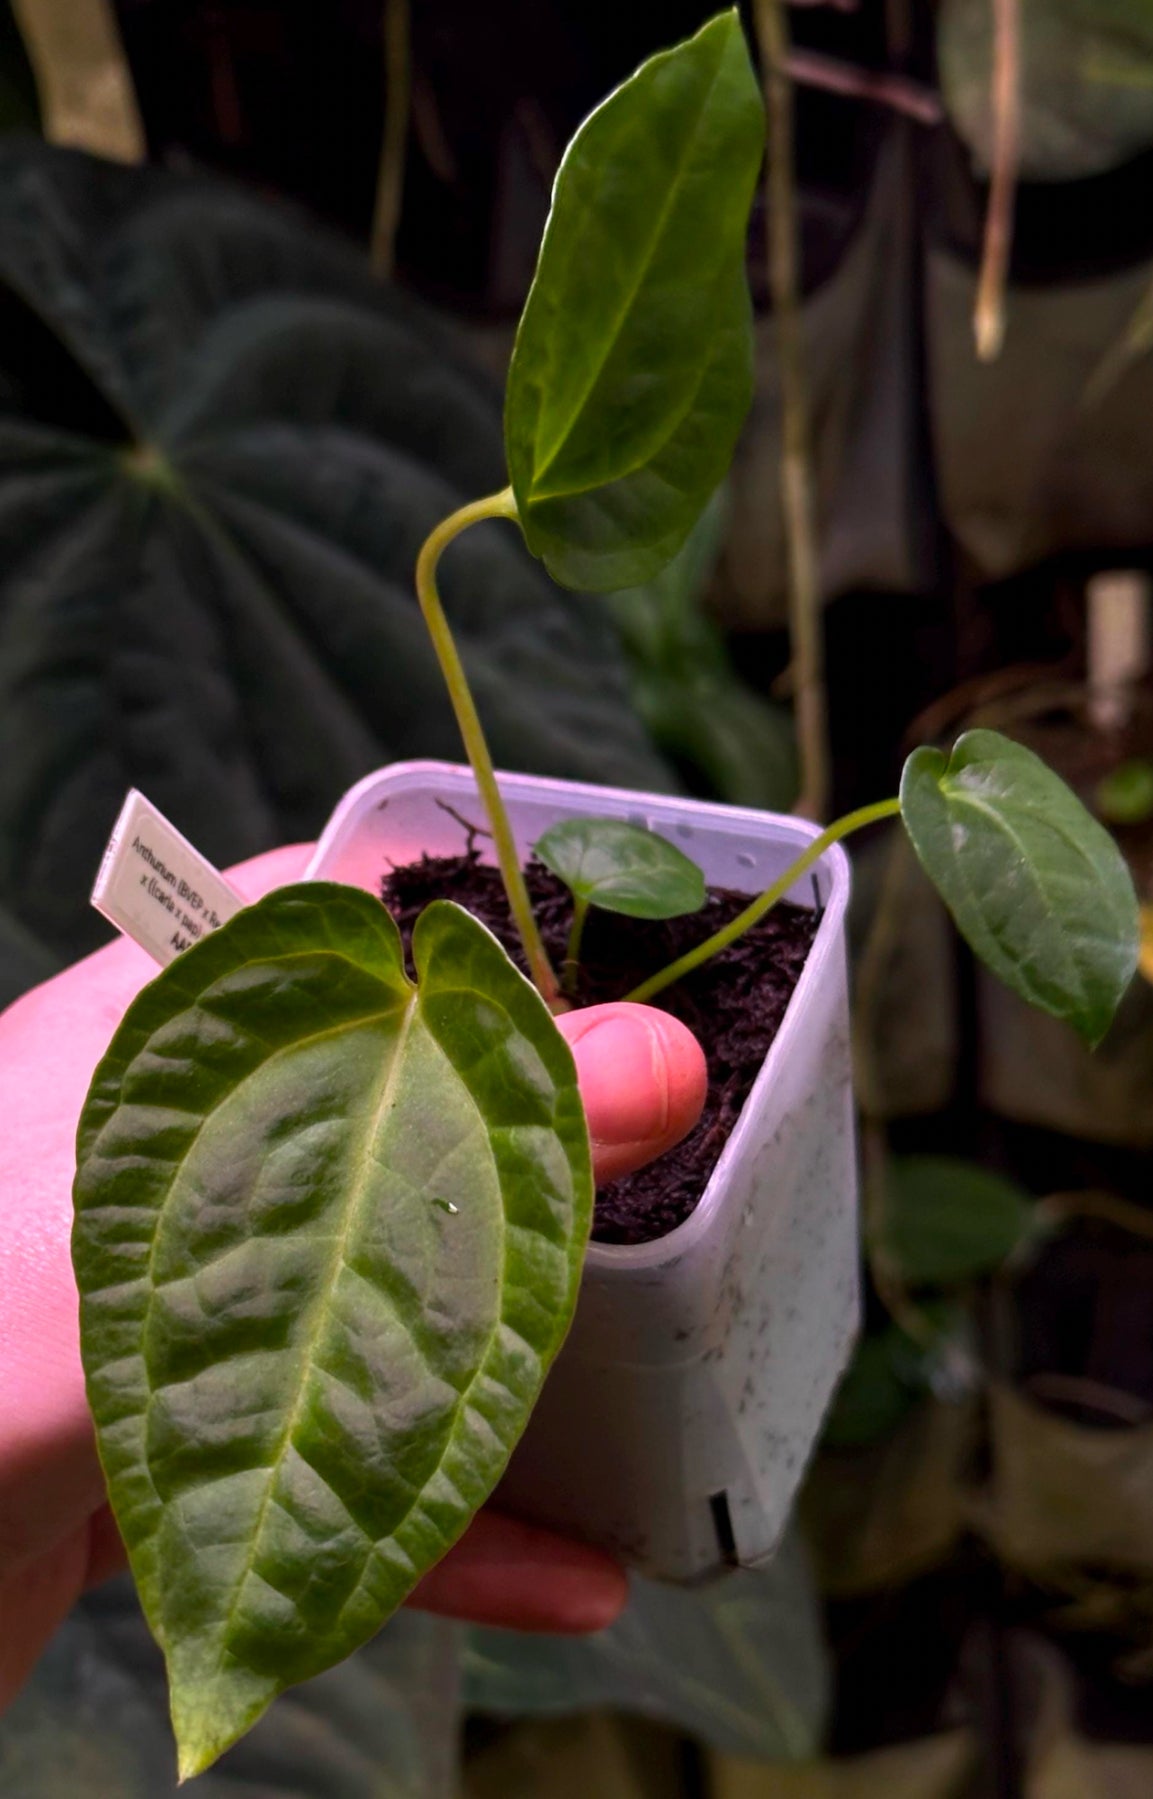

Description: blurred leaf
[607,488,798,809]
[901,731,1140,1046]
[464,1531,827,1763]
[0,1575,460,1797]
[824,1306,964,1450]
[1096,759,1153,826]
[0,141,668,965]
[635,673,799,811]
[534,816,705,919]
[505,11,763,591]
[940,0,1153,182]
[880,1155,1033,1286]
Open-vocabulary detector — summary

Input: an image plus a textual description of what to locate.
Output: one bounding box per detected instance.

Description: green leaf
[0,1579,460,1798]
[72,884,592,1778]
[534,816,706,919]
[900,729,1140,1046]
[823,1305,963,1451]
[0,141,670,966]
[880,1156,1032,1287]
[1097,758,1153,827]
[504,9,764,592]
[605,485,799,808]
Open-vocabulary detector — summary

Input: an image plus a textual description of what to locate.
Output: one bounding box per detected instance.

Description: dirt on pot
[382,847,816,1246]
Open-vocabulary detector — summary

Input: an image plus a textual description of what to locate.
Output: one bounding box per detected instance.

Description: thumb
[556,1002,707,1184]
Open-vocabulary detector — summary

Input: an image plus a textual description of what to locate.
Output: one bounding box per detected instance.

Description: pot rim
[305,758,852,1274]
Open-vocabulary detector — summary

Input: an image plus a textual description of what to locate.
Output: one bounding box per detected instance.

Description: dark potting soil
[381,844,816,1247]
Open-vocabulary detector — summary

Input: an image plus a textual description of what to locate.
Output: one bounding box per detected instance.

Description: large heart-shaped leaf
[504,10,764,592]
[0,140,669,964]
[72,883,592,1779]
[900,730,1140,1045]
[534,817,705,920]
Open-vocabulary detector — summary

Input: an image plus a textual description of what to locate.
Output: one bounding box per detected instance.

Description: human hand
[0,845,707,1709]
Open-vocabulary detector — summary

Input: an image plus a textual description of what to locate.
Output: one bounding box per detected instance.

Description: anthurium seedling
[71,8,1141,1782]
[534,816,707,993]
[73,13,768,1776]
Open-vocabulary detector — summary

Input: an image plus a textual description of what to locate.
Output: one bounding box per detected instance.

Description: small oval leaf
[534,816,707,919]
[900,729,1140,1045]
[72,884,592,1778]
[505,9,764,592]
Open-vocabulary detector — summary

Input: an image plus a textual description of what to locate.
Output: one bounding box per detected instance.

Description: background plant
[3,0,1153,1794]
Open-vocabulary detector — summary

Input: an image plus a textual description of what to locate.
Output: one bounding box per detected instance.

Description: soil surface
[382,843,816,1246]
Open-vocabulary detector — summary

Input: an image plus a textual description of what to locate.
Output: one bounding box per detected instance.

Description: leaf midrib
[210,990,421,1675]
[942,787,1092,1010]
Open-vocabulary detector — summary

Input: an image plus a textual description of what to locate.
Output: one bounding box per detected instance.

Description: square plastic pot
[306,761,859,1583]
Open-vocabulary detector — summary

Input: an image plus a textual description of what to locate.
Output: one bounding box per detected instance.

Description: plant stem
[563,896,589,998]
[752,0,830,822]
[625,797,901,1004]
[415,488,560,1004]
[974,0,1020,361]
[370,0,410,278]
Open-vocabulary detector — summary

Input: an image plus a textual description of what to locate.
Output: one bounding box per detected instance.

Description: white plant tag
[92,790,243,967]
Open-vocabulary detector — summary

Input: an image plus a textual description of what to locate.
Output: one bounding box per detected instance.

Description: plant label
[91,789,241,966]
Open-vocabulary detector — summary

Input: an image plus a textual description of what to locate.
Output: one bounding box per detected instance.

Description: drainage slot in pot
[709,1490,740,1567]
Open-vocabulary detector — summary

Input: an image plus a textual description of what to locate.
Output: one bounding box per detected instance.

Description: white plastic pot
[306,761,859,1583]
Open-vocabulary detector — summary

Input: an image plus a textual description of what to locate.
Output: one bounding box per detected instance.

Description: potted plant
[70,11,1140,1778]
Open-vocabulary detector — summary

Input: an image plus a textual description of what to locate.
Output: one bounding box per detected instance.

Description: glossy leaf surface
[505,10,764,592]
[880,1156,1032,1287]
[900,730,1140,1045]
[534,816,706,920]
[72,884,592,1778]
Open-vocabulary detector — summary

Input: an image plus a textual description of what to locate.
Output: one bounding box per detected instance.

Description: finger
[0,1526,89,1711]
[558,1002,707,1183]
[406,1510,627,1633]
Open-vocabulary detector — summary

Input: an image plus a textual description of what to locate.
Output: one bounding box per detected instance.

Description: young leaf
[72,884,592,1778]
[879,1156,1033,1287]
[505,9,764,592]
[535,816,706,920]
[900,730,1140,1045]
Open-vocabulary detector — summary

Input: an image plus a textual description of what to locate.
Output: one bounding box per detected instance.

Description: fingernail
[564,1007,671,1149]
